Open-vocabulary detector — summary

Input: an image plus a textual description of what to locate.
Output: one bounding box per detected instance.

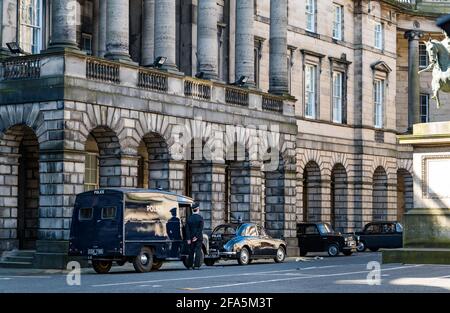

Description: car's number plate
[88,248,104,256]
[208,249,219,257]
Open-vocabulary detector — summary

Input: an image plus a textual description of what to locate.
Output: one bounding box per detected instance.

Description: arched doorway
[141,132,170,190]
[84,127,121,189]
[397,169,413,222]
[0,125,40,250]
[302,161,322,222]
[373,167,388,221]
[331,164,348,233]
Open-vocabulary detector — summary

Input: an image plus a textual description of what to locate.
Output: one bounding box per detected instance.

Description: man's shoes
[193,267,201,270]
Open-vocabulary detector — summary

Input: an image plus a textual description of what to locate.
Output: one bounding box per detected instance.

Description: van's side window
[102,207,116,220]
[79,208,93,221]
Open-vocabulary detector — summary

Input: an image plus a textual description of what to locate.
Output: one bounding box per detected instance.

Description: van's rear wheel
[152,261,164,271]
[133,247,154,273]
[92,260,112,274]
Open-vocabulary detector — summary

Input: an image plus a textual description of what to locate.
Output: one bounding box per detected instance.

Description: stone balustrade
[0,51,294,117]
[184,77,212,100]
[1,56,41,80]
[225,86,249,107]
[138,68,168,92]
[86,57,120,84]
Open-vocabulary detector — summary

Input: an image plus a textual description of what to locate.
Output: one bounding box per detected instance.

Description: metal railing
[262,95,284,113]
[1,57,41,80]
[184,78,211,100]
[225,86,249,107]
[138,69,168,92]
[86,58,120,83]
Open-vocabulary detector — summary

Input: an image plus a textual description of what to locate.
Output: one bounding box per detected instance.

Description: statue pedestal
[383,122,450,264]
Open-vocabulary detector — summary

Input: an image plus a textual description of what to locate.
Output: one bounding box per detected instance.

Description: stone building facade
[0,0,449,268]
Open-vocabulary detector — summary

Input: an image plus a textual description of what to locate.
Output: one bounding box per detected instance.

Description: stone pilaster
[120,155,140,187]
[197,0,219,80]
[35,150,85,269]
[0,0,18,57]
[235,0,255,86]
[404,30,424,131]
[229,161,261,223]
[154,0,178,72]
[99,154,122,187]
[190,162,226,232]
[0,152,20,251]
[269,0,289,95]
[141,0,155,66]
[105,0,132,61]
[49,0,78,50]
[168,160,186,195]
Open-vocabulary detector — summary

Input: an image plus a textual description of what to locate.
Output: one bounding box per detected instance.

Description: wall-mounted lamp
[231,75,248,87]
[6,42,25,55]
[151,56,167,69]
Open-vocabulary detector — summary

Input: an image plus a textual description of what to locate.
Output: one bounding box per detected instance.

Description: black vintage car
[355,221,403,252]
[205,223,287,266]
[69,188,210,274]
[297,222,357,257]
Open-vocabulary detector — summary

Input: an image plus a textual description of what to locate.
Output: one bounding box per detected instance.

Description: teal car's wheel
[274,246,286,263]
[238,247,250,265]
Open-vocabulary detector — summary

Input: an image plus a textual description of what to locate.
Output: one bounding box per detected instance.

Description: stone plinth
[383,122,450,264]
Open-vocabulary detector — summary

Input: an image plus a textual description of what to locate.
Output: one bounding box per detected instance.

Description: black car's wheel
[369,247,379,252]
[238,247,250,265]
[204,259,216,267]
[300,249,308,257]
[327,244,340,257]
[133,247,154,273]
[151,261,164,271]
[182,256,190,269]
[92,260,112,274]
[356,241,366,252]
[274,246,286,263]
[343,250,353,256]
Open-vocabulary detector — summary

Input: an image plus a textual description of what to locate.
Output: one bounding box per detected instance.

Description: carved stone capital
[404,30,424,41]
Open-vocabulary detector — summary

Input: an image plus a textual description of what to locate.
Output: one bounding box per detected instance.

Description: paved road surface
[0,253,449,293]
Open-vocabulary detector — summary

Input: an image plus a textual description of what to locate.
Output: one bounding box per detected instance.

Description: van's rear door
[70,190,123,257]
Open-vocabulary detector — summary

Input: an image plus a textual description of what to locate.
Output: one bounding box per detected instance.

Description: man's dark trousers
[188,239,203,269]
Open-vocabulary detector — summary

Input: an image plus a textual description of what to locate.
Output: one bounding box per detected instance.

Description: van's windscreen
[79,208,93,221]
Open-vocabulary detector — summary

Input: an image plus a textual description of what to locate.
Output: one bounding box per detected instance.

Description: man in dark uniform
[185,203,204,270]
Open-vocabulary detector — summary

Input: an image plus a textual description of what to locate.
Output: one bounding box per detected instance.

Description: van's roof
[78,188,195,204]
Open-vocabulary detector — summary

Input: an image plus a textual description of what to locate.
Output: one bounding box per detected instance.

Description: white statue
[418,32,450,108]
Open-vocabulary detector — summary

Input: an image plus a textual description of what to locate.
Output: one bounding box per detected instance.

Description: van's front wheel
[133,247,154,273]
[92,260,112,274]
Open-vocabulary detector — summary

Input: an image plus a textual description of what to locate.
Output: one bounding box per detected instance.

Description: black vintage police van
[68,188,209,274]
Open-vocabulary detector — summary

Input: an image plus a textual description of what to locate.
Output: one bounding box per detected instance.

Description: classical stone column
[105,0,131,61]
[405,30,424,130]
[235,0,255,86]
[98,0,107,57]
[154,0,178,71]
[269,0,289,95]
[93,0,99,56]
[49,0,78,49]
[197,0,219,80]
[141,0,155,66]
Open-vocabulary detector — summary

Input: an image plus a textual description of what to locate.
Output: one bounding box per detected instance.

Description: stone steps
[0,250,35,268]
